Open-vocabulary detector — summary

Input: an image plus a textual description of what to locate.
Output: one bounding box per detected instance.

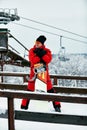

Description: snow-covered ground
[0,86,87,130]
[0,97,87,130]
[0,118,87,130]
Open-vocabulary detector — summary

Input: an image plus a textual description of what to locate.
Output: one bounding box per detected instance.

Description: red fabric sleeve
[29,48,40,65]
[42,48,52,64]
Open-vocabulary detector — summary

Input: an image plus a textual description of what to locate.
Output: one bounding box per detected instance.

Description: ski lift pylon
[0,8,20,24]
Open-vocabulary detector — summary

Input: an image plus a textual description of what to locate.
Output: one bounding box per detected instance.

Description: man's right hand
[33,48,46,58]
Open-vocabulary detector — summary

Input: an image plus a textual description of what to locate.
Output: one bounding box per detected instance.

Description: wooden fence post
[54,76,57,85]
[8,97,15,130]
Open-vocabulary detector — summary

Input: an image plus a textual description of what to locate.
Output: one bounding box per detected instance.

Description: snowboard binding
[34,63,46,74]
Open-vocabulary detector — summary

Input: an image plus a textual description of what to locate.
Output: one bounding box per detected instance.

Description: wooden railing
[0,83,87,94]
[0,71,87,85]
[0,72,87,130]
[0,89,87,130]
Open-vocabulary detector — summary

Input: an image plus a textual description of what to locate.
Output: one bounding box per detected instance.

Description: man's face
[35,41,42,48]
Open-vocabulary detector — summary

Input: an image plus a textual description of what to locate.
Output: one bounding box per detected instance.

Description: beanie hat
[36,35,46,44]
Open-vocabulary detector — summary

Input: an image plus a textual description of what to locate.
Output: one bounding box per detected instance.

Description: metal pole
[1,53,3,82]
[60,36,62,47]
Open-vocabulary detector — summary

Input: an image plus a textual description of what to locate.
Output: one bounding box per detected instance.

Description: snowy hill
[49,53,87,87]
[50,53,87,75]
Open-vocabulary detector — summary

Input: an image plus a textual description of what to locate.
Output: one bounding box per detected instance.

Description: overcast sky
[0,0,87,54]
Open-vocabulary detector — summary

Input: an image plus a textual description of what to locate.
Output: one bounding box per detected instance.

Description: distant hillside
[49,53,87,87]
[51,53,87,75]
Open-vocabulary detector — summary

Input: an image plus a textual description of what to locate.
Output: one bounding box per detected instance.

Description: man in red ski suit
[21,35,61,112]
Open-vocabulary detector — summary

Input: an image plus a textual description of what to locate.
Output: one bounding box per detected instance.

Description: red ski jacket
[29,45,52,66]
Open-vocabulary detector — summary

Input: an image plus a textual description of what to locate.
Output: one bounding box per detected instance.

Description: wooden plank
[0,83,87,94]
[1,110,87,126]
[50,75,87,80]
[0,83,27,90]
[54,86,87,94]
[0,72,87,80]
[15,111,87,126]
[0,72,29,76]
[0,90,87,104]
[6,50,30,67]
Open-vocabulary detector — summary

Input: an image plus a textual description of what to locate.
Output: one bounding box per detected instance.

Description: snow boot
[47,88,61,112]
[53,102,61,112]
[21,99,29,110]
[54,105,61,112]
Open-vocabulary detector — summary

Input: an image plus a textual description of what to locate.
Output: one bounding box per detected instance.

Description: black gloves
[33,48,46,58]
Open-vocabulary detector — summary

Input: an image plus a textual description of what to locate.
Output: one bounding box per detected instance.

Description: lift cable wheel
[0,8,20,24]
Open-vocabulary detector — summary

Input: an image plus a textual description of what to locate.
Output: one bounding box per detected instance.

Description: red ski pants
[21,69,61,108]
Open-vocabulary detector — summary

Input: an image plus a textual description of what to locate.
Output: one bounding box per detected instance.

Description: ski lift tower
[0,8,20,24]
[0,8,20,82]
[0,8,20,58]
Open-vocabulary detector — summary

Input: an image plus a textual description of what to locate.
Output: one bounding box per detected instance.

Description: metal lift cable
[13,22,87,45]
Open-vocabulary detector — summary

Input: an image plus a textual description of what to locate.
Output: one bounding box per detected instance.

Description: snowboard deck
[30,63,49,112]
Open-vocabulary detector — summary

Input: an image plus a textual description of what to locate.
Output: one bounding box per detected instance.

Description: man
[21,35,61,112]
